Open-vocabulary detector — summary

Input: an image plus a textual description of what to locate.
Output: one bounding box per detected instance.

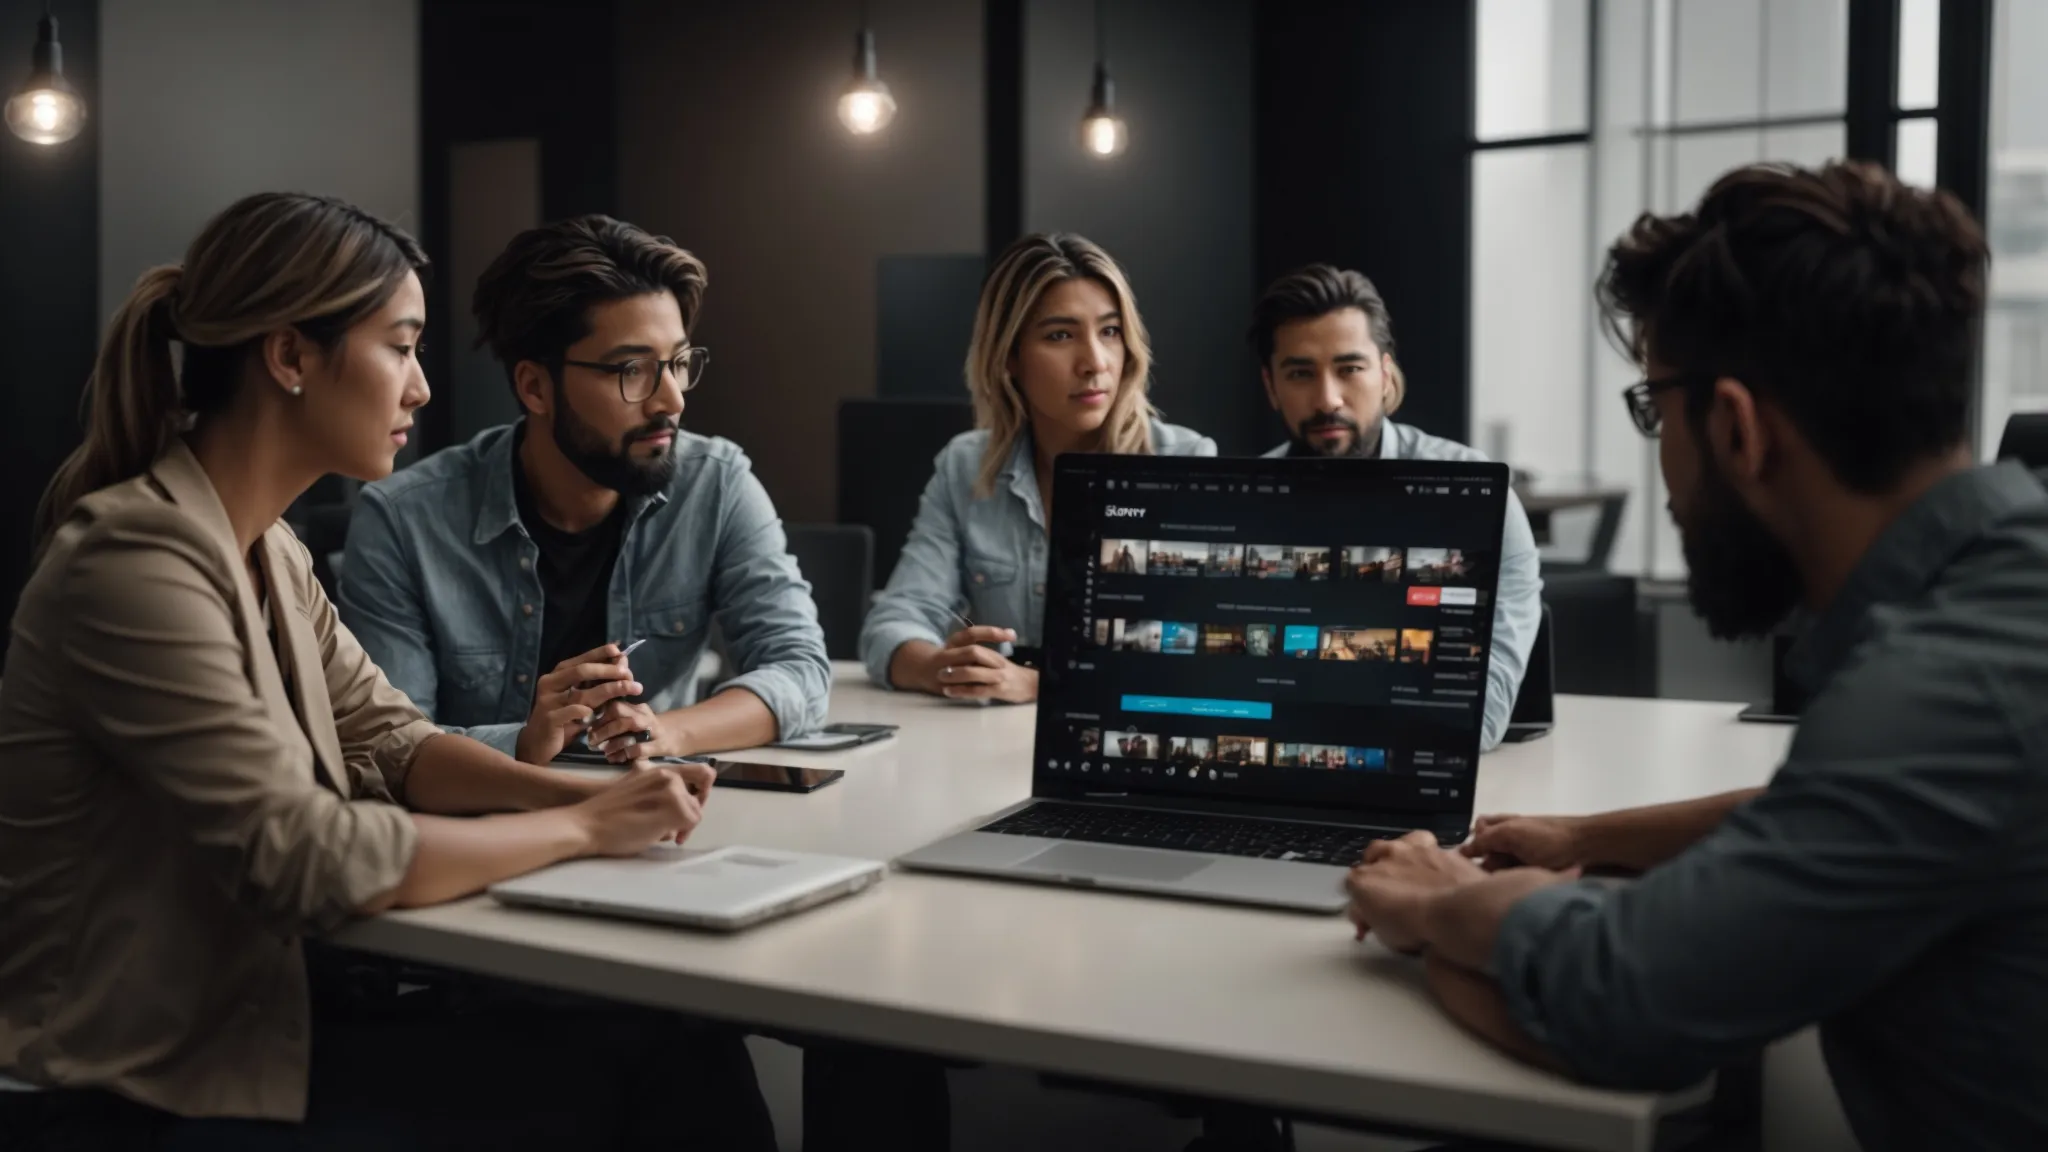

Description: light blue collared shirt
[1264,420,1542,751]
[338,423,831,754]
[860,420,1217,684]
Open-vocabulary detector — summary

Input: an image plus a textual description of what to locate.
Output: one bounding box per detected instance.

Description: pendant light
[1079,0,1126,158]
[6,3,85,146]
[836,0,896,136]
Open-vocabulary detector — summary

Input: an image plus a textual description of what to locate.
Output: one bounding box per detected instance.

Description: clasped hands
[918,625,1038,704]
[514,642,691,766]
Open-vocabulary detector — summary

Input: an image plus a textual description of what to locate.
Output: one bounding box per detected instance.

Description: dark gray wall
[616,0,984,524]
[99,0,419,323]
[445,138,541,442]
[1253,0,1476,448]
[419,0,619,457]
[1022,0,1256,452]
[0,0,97,642]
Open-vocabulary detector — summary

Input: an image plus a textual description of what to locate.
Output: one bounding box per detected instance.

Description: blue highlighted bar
[1121,694,1274,721]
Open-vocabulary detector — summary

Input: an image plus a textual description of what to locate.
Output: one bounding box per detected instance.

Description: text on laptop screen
[1036,455,1509,818]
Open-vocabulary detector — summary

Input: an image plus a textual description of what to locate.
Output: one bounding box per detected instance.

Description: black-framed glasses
[558,347,710,403]
[1621,371,1714,438]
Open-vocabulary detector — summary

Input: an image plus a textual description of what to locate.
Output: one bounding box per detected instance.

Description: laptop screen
[1034,453,1510,821]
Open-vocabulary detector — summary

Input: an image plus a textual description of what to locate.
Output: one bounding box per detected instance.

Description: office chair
[784,523,875,662]
[290,502,354,600]
[1997,412,2048,468]
[1542,570,1655,697]
[837,397,974,589]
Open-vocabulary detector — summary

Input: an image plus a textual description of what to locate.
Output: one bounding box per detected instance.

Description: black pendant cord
[1094,0,1108,70]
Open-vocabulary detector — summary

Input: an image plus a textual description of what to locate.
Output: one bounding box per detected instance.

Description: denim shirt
[338,423,830,755]
[1265,420,1542,751]
[860,420,1216,685]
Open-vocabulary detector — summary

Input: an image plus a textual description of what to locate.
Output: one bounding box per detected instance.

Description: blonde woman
[0,193,772,1147]
[860,233,1215,703]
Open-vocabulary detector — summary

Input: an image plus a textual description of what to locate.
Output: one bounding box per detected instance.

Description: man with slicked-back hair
[1246,265,1540,752]
[342,215,828,767]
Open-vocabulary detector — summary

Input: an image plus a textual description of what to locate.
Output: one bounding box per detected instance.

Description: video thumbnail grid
[1100,539,1472,585]
[1077,727,1390,772]
[1092,618,1436,665]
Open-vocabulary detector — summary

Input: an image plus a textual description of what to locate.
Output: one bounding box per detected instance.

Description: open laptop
[896,453,1511,913]
[489,845,884,931]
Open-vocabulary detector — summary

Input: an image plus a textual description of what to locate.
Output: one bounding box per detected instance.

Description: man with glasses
[340,215,829,767]
[1345,161,2048,1150]
[339,222,951,1149]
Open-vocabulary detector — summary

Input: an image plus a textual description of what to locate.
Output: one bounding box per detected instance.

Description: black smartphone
[712,760,845,793]
[824,722,896,739]
[551,749,698,767]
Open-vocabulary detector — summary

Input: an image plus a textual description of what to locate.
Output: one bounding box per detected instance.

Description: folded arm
[1414,662,2015,1088]
[1570,788,1761,872]
[63,509,616,933]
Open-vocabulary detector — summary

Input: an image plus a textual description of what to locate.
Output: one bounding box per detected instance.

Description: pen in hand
[947,609,1015,657]
[584,638,651,740]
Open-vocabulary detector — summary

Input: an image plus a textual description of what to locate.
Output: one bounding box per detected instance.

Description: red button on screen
[1407,587,1442,607]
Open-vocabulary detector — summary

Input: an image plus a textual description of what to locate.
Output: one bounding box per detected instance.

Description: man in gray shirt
[1345,160,2048,1151]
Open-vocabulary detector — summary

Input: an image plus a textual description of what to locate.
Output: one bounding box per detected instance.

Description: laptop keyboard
[979,803,1394,866]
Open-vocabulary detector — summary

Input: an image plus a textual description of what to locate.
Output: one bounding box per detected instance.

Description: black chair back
[1997,413,2048,468]
[290,502,354,600]
[785,523,875,662]
[1543,570,1654,697]
[837,397,974,590]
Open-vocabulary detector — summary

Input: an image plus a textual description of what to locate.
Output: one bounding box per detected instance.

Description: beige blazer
[0,441,441,1121]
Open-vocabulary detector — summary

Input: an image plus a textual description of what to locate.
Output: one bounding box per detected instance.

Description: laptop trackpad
[1017,842,1213,883]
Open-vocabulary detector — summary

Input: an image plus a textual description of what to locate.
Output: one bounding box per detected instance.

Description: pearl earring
[289,385,303,396]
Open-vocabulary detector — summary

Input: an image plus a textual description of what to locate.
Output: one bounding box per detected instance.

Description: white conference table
[336,663,1795,1152]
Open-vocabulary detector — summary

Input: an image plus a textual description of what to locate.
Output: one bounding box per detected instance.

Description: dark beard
[1288,412,1383,459]
[551,383,678,498]
[1675,447,1804,640]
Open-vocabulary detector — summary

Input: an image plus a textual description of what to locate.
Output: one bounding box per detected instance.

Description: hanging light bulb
[836,24,896,136]
[6,5,85,146]
[1078,1,1125,158]
[1081,66,1127,158]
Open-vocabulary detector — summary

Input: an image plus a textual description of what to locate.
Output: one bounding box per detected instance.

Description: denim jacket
[1266,420,1543,751]
[859,419,1217,685]
[338,423,830,754]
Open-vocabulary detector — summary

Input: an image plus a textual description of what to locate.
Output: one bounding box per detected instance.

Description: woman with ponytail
[0,193,773,1148]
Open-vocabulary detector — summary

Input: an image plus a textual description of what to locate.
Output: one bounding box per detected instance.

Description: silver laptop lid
[1033,454,1510,832]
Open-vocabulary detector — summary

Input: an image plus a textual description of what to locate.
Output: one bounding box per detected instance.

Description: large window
[1475,1,2027,574]
[1473,0,1853,578]
[1982,0,2048,456]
